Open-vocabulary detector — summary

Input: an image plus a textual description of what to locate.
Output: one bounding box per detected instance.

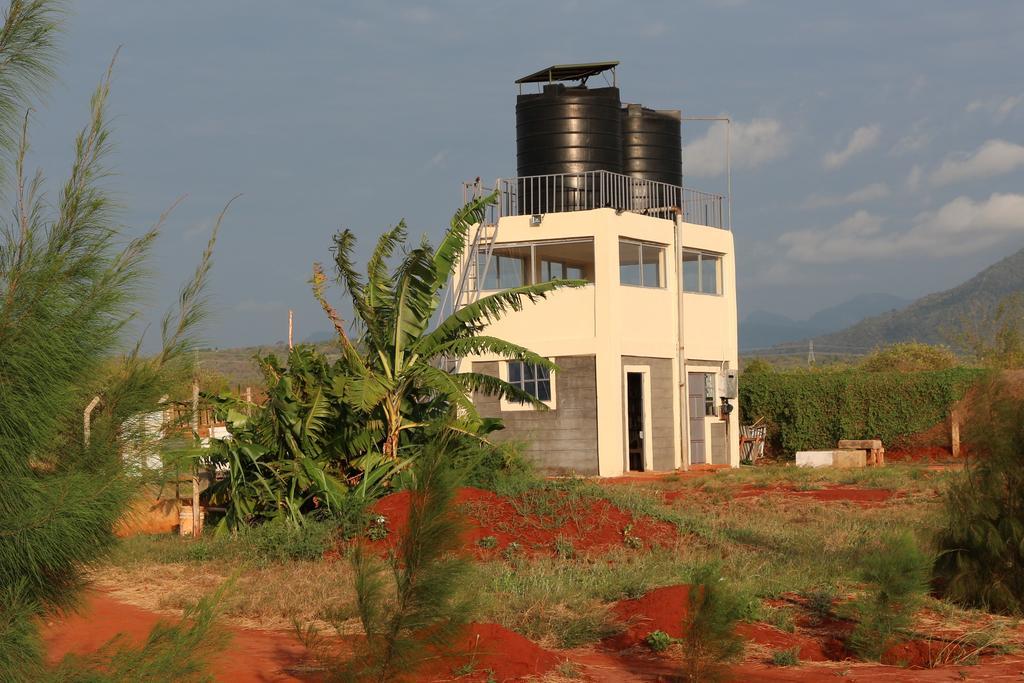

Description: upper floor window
[682,250,722,295]
[619,239,665,288]
[480,240,594,291]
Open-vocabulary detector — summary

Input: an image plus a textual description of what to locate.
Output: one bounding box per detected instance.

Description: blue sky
[28,1,1024,348]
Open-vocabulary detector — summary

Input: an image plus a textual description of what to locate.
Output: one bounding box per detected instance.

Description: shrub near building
[739,368,982,456]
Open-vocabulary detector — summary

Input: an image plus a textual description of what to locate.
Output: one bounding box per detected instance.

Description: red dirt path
[369,486,678,557]
[42,591,314,682]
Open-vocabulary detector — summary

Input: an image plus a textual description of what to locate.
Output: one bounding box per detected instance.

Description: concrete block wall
[472,355,599,475]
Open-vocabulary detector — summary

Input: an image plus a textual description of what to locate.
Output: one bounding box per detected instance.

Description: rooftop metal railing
[491,170,726,229]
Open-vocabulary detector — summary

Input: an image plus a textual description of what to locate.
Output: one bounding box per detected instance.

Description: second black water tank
[621,104,682,187]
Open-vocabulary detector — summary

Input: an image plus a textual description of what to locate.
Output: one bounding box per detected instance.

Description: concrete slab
[833,449,867,468]
[796,450,835,468]
[838,439,883,450]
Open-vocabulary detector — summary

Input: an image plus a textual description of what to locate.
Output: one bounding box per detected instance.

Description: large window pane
[618,241,642,286]
[480,245,531,290]
[507,361,552,403]
[642,244,664,288]
[701,254,721,294]
[535,239,595,283]
[682,251,700,292]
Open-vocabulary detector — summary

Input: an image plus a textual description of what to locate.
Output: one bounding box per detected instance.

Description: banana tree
[313,192,584,461]
[205,346,403,531]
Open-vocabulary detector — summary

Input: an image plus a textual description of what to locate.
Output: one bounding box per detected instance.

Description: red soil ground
[418,622,564,681]
[368,486,678,557]
[42,592,564,682]
[886,445,955,463]
[42,591,315,682]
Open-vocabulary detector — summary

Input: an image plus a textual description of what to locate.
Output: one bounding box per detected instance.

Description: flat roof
[515,61,619,85]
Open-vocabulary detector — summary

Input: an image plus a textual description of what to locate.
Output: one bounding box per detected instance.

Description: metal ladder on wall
[439,179,500,372]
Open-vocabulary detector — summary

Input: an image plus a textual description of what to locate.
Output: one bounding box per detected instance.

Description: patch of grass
[800,587,837,623]
[764,606,797,633]
[770,647,800,666]
[477,536,498,550]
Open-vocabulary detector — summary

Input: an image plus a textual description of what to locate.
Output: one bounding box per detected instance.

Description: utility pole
[190,379,201,537]
[808,340,816,367]
[288,309,294,350]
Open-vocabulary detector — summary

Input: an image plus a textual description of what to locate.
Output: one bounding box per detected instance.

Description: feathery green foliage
[0,1,226,677]
[679,563,745,682]
[847,532,931,660]
[933,376,1024,614]
[309,436,473,682]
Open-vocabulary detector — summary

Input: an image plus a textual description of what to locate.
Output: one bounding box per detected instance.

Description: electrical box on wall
[719,371,738,399]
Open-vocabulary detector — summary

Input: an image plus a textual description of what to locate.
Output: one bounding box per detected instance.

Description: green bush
[645,630,676,652]
[933,379,1024,614]
[770,648,799,666]
[238,519,339,563]
[860,343,958,373]
[847,532,931,661]
[740,368,981,455]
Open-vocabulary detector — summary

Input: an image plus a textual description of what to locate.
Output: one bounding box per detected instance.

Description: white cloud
[778,193,1024,264]
[891,121,930,156]
[822,124,881,170]
[801,182,890,210]
[684,118,789,178]
[966,94,1022,123]
[906,165,923,192]
[928,139,1024,187]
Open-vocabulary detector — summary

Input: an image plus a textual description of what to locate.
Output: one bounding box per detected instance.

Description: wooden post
[950,409,961,459]
[190,380,201,537]
[288,309,294,350]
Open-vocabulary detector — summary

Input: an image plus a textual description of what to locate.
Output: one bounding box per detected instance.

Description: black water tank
[515,84,622,212]
[621,104,682,187]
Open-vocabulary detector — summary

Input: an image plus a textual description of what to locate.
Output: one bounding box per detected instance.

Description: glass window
[482,240,595,290]
[618,241,641,286]
[703,373,717,416]
[619,239,665,288]
[642,244,664,288]
[682,251,700,292]
[480,245,531,290]
[507,361,551,402]
[535,240,594,283]
[682,250,723,295]
[701,254,721,294]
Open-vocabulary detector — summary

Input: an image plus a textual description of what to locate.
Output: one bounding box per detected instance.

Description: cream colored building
[450,175,740,477]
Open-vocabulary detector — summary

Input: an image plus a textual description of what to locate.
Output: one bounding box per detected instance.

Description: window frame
[682,249,724,296]
[478,239,596,292]
[499,359,557,411]
[618,238,666,289]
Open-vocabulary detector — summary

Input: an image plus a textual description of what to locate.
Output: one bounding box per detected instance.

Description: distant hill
[740,292,908,350]
[774,244,1024,353]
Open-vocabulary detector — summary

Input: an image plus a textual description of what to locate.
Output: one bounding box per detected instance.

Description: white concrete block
[795,450,835,467]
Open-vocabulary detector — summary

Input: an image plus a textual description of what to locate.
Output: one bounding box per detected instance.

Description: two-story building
[448,62,739,477]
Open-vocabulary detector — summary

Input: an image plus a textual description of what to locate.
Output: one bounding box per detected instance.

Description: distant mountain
[775,244,1024,352]
[740,292,908,350]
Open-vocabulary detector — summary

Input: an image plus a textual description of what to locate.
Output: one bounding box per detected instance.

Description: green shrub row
[739,368,983,455]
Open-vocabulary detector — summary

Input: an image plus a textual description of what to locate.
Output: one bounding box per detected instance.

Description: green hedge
[739,368,984,456]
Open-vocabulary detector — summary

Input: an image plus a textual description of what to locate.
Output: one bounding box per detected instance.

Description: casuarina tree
[0,1,225,678]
